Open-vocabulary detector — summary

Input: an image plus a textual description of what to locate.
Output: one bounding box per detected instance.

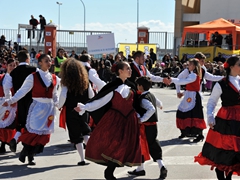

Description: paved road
[0,87,238,180]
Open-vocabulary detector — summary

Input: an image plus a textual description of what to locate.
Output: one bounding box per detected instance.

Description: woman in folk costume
[75,62,142,180]
[58,58,94,165]
[3,54,59,165]
[195,56,240,180]
[171,58,206,142]
[0,59,17,153]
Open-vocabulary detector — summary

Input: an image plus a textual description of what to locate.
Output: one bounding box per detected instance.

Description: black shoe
[19,152,26,163]
[104,168,117,180]
[28,154,36,165]
[178,134,185,139]
[193,135,204,143]
[28,161,36,166]
[128,169,146,176]
[9,139,17,152]
[0,143,6,153]
[77,161,86,166]
[159,166,168,179]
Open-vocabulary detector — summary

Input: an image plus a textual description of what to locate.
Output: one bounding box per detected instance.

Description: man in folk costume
[128,51,170,178]
[80,54,106,92]
[129,51,170,86]
[79,54,106,132]
[3,50,36,152]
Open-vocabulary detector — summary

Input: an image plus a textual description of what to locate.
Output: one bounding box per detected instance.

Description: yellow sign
[179,47,213,62]
[118,43,157,57]
[179,46,240,62]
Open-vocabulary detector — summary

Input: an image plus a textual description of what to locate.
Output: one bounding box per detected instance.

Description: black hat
[39,15,43,17]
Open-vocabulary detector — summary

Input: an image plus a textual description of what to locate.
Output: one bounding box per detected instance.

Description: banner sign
[87,33,115,54]
[118,43,157,57]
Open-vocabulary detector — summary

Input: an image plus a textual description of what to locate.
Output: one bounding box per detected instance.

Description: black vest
[65,89,89,110]
[138,92,158,122]
[10,65,36,99]
[219,79,240,107]
[201,68,206,83]
[128,63,146,89]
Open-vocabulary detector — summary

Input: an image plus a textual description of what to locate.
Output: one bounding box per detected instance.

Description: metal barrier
[149,31,174,53]
[1,28,174,55]
[0,28,111,54]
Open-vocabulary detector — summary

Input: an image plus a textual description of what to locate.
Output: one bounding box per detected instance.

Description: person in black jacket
[3,50,36,152]
[37,15,46,43]
[28,15,39,39]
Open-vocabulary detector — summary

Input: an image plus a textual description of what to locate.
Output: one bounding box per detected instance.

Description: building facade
[174,0,240,53]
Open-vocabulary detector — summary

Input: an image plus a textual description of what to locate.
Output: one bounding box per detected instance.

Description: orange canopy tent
[181,18,240,50]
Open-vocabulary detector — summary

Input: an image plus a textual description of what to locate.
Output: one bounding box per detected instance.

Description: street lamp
[137,0,139,50]
[80,0,86,48]
[56,2,62,30]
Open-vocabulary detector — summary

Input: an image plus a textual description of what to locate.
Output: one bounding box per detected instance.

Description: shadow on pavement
[0,142,76,161]
[163,110,177,113]
[0,164,76,179]
[73,178,160,180]
[160,138,191,147]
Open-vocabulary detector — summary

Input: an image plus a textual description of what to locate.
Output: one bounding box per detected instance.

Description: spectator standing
[212,31,223,48]
[37,15,46,43]
[54,48,66,76]
[28,15,39,39]
[225,34,233,50]
[69,50,79,60]
[150,48,157,65]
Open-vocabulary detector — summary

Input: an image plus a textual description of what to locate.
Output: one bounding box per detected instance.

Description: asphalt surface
[0,86,238,180]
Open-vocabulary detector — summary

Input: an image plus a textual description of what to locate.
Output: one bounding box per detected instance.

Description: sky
[0,0,175,44]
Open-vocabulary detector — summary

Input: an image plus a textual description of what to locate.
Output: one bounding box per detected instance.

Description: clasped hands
[162,77,172,86]
[2,101,16,107]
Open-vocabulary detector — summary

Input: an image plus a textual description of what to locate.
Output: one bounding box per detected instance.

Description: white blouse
[171,71,197,85]
[207,75,240,125]
[78,84,131,115]
[175,68,224,93]
[2,73,12,99]
[8,69,60,106]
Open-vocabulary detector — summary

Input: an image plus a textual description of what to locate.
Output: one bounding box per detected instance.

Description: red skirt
[18,128,50,146]
[195,106,240,176]
[85,108,142,167]
[176,92,206,136]
[0,128,16,143]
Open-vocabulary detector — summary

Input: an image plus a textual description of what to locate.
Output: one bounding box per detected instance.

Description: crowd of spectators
[0,33,229,93]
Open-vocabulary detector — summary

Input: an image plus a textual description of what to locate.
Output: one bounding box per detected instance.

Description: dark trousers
[27,28,36,39]
[16,98,32,132]
[66,110,91,144]
[145,124,162,161]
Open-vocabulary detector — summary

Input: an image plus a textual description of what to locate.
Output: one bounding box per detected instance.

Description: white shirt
[171,71,197,85]
[78,84,131,115]
[2,73,12,99]
[81,62,106,91]
[58,84,95,109]
[175,68,224,93]
[207,75,240,126]
[140,91,163,123]
[133,61,163,82]
[8,69,60,106]
[3,62,38,99]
